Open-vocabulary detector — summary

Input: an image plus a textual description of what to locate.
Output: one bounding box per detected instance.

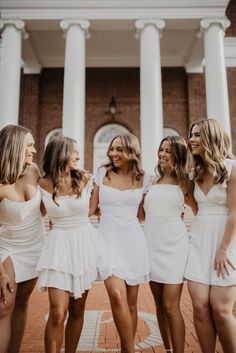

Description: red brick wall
[85,68,140,171]
[19,73,41,163]
[20,69,63,167]
[187,73,207,127]
[19,66,236,169]
[162,67,189,138]
[227,68,236,153]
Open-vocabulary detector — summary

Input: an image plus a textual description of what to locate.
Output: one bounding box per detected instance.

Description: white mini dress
[0,187,45,283]
[185,159,236,286]
[94,167,150,285]
[37,179,99,299]
[143,182,189,284]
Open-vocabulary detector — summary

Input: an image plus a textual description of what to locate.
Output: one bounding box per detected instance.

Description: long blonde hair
[102,132,144,183]
[43,135,88,204]
[156,135,189,187]
[0,124,31,184]
[188,118,234,183]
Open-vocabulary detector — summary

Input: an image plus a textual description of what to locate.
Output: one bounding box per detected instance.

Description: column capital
[135,18,165,32]
[0,19,25,31]
[60,19,90,38]
[200,17,230,31]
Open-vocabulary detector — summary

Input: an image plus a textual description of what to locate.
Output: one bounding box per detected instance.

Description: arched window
[164,127,180,137]
[93,124,129,173]
[44,128,62,148]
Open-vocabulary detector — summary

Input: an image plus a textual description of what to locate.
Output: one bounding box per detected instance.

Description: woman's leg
[8,277,37,353]
[65,290,89,353]
[126,284,139,338]
[162,283,185,353]
[210,285,236,353]
[105,276,134,353]
[45,288,70,353]
[149,281,172,351]
[0,257,17,353]
[187,281,216,353]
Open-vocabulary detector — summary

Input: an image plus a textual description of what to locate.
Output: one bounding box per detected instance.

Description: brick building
[0,0,236,172]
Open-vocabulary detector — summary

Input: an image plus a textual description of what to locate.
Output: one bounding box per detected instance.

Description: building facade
[0,0,236,172]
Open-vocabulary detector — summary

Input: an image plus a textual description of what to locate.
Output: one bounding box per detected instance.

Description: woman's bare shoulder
[39,176,52,192]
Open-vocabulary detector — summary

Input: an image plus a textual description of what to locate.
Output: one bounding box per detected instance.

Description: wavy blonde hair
[188,118,234,183]
[0,124,31,184]
[155,135,189,186]
[43,135,88,205]
[102,132,144,183]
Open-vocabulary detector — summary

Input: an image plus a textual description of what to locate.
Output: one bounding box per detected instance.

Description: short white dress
[185,159,236,286]
[94,167,150,285]
[0,187,45,283]
[143,182,189,284]
[37,179,99,299]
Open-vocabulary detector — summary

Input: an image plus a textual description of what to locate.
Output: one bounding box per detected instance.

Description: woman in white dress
[37,135,98,353]
[90,133,150,353]
[185,119,236,353]
[0,125,45,353]
[141,136,197,353]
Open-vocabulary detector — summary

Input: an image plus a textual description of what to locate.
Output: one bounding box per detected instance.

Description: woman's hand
[214,247,235,278]
[0,269,13,304]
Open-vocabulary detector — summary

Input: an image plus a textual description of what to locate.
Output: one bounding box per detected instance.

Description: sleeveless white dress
[185,159,236,286]
[0,187,45,283]
[37,179,99,299]
[143,182,189,284]
[94,167,150,285]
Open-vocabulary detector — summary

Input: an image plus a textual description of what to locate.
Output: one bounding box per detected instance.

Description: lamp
[109,96,117,115]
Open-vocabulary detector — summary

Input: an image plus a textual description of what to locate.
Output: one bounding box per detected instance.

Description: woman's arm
[0,186,14,303]
[137,194,146,223]
[183,180,198,215]
[0,262,13,304]
[89,184,99,217]
[215,162,236,278]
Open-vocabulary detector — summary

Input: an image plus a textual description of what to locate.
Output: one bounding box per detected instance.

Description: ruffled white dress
[0,187,45,283]
[37,179,99,299]
[185,159,236,286]
[94,167,150,285]
[143,182,189,284]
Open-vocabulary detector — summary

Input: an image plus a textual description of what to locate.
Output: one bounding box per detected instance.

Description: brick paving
[20,282,225,353]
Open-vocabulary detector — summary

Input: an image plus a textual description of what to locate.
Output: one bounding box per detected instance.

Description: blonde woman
[141,136,197,353]
[90,133,150,353]
[185,119,236,353]
[0,125,45,353]
[37,136,99,353]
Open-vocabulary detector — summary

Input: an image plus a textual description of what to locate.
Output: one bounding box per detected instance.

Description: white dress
[37,179,99,299]
[185,159,236,286]
[0,187,45,283]
[143,182,189,284]
[94,167,150,285]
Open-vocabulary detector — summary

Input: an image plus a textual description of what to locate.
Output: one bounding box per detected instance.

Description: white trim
[1,8,227,20]
[224,37,236,67]
[93,123,129,172]
[44,128,62,147]
[1,0,229,9]
[40,55,191,68]
[164,127,180,137]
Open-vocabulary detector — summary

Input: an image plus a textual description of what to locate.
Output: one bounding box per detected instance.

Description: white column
[135,19,165,174]
[201,18,231,136]
[0,20,25,128]
[60,19,89,169]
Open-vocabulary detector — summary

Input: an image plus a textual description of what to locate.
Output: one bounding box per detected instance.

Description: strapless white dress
[0,187,45,283]
[143,182,189,284]
[37,179,99,299]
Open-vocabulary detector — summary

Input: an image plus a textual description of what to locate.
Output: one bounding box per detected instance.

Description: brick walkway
[20,282,225,353]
